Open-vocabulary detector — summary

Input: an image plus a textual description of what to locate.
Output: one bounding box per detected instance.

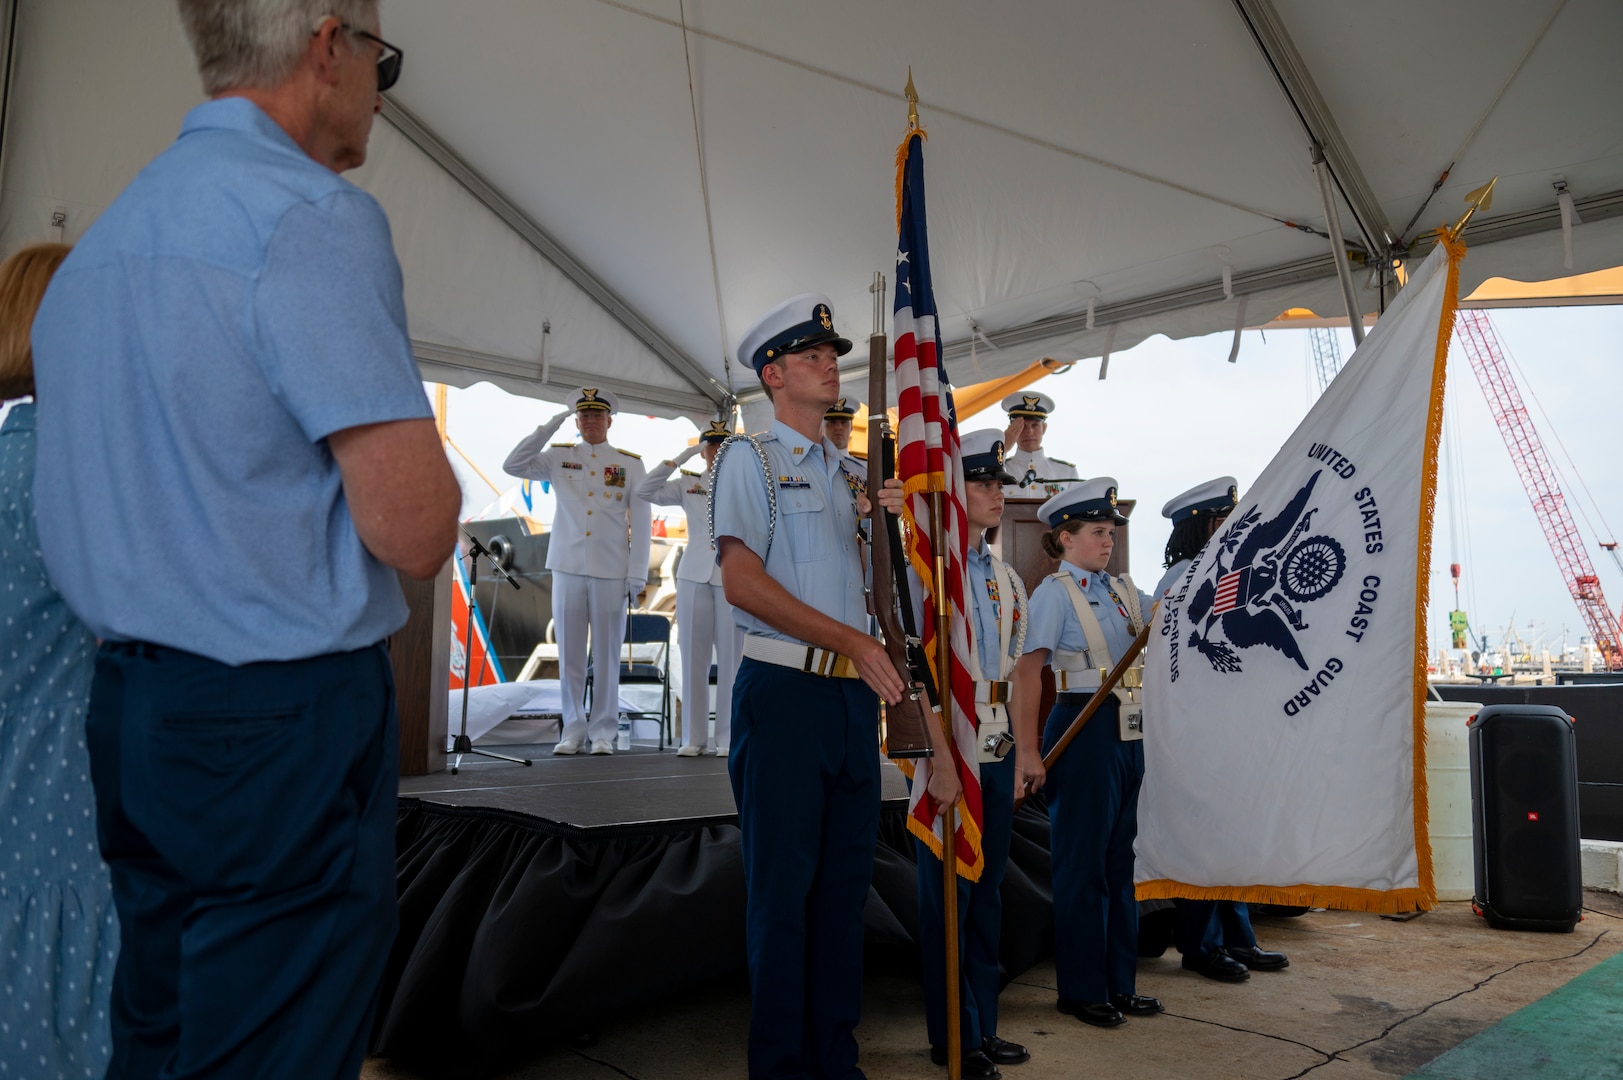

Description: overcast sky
[441,304,1622,658]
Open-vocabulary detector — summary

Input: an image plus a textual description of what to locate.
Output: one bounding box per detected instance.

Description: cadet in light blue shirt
[28,12,457,1078]
[880,430,1033,1076]
[710,293,903,1080]
[1013,478,1162,1029]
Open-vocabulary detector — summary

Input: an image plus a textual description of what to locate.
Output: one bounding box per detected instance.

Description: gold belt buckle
[986,680,1010,705]
[1109,666,1144,690]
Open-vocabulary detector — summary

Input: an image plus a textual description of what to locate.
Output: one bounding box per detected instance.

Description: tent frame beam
[412,340,719,417]
[775,186,1623,398]
[1231,0,1397,259]
[380,96,731,410]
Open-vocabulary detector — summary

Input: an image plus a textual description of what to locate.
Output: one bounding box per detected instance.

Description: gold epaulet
[679,469,702,477]
[617,447,641,459]
[551,442,575,449]
[1050,456,1075,468]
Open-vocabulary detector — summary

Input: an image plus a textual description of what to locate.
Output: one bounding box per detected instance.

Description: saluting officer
[711,294,904,1080]
[503,388,650,756]
[1012,478,1162,1027]
[1154,477,1290,983]
[1001,391,1078,498]
[881,430,1031,1079]
[821,393,862,454]
[635,421,740,757]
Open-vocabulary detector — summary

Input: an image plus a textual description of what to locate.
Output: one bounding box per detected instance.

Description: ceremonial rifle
[865,270,934,758]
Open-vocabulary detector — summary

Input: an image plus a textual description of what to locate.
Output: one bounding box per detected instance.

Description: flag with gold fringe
[892,124,984,880]
[1135,236,1464,913]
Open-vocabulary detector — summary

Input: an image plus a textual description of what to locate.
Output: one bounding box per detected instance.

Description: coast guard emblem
[1185,470,1347,673]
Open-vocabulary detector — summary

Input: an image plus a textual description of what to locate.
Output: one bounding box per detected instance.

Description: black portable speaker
[1467,703,1582,932]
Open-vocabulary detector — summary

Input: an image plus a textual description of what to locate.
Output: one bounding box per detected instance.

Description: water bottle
[616,713,632,751]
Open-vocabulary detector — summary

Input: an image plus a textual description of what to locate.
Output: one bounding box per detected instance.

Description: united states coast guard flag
[1135,236,1465,912]
[892,125,984,880]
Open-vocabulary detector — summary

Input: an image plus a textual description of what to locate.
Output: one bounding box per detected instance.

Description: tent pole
[1314,148,1365,346]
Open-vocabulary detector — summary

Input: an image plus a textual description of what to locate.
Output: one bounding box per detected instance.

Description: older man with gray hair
[31,2,458,1076]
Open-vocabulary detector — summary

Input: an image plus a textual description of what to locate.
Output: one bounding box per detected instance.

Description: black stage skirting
[371,749,1102,1076]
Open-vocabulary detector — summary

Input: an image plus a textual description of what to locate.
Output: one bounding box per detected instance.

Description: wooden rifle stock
[867,328,933,759]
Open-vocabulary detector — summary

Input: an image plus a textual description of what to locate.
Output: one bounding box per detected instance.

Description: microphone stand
[450,530,532,774]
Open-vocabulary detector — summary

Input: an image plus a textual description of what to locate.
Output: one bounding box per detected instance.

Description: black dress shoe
[1109,993,1165,1016]
[928,1045,1001,1078]
[1056,998,1126,1027]
[1182,947,1251,982]
[983,1035,1030,1065]
[1227,945,1290,971]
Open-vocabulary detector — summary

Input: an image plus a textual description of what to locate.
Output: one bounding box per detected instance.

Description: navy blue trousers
[1174,900,1258,957]
[916,753,1015,1048]
[86,641,399,1080]
[729,658,881,1080]
[1040,696,1142,1003]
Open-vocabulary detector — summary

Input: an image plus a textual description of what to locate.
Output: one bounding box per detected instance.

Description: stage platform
[398,741,912,827]
[377,742,1074,1077]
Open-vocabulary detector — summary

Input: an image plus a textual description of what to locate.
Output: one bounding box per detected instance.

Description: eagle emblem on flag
[1185,470,1348,674]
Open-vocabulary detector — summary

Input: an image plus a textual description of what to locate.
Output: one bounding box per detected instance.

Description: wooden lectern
[990,498,1135,595]
[990,498,1135,730]
[390,562,451,776]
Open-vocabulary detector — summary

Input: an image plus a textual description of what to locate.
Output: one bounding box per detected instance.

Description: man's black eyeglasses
[341,24,403,92]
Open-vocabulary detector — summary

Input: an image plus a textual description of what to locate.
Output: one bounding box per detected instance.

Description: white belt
[742,634,860,679]
[1054,666,1144,695]
[974,680,1011,705]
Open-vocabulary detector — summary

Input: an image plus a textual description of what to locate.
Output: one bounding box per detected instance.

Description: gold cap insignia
[816,303,833,331]
[1108,487,1118,506]
[1023,394,1042,410]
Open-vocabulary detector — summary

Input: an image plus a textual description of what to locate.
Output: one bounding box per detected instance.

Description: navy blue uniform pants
[729,658,881,1080]
[86,641,399,1080]
[916,753,1015,1049]
[1040,695,1142,1003]
[1174,900,1258,957]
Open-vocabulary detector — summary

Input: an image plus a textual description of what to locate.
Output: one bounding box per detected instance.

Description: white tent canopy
[2,0,1619,421]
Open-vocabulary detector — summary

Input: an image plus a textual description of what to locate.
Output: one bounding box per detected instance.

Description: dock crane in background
[1451,309,1623,670]
[1308,326,1345,395]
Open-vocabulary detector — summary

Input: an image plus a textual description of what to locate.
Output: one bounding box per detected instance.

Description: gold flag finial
[905,67,919,130]
[1446,176,1497,243]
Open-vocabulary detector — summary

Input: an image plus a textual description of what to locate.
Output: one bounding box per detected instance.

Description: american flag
[1212,569,1246,616]
[893,128,984,880]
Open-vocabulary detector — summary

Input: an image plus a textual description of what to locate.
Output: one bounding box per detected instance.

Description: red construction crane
[1452,308,1623,669]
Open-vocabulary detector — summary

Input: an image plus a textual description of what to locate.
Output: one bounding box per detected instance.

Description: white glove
[627,579,645,606]
[676,443,702,464]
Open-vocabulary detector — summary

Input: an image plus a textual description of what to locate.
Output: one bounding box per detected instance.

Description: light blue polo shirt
[1023,562,1152,665]
[710,420,867,643]
[32,98,433,664]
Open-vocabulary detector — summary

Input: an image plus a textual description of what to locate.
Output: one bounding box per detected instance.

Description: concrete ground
[364,892,1623,1080]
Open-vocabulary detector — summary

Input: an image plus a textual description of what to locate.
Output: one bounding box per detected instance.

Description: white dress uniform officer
[635,420,740,757]
[1154,477,1290,983]
[503,388,651,756]
[821,393,862,454]
[1001,391,1079,498]
[711,293,905,1080]
[1013,478,1161,1028]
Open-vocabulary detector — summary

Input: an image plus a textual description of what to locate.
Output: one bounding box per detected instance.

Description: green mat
[1405,949,1623,1079]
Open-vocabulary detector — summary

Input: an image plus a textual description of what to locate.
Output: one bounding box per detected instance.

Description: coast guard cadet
[711,294,905,1079]
[1154,477,1290,983]
[1012,478,1162,1027]
[880,430,1031,1078]
[635,421,740,757]
[504,388,650,755]
[1001,391,1078,498]
[821,393,862,453]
